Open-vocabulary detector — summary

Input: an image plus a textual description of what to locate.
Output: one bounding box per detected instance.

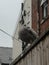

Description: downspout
[37,0,40,36]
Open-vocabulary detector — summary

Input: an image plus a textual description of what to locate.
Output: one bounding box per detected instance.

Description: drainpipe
[37,0,40,36]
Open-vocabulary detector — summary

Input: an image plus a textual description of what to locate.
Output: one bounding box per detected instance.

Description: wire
[0,29,19,41]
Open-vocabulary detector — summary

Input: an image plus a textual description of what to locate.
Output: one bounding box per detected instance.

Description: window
[42,0,48,19]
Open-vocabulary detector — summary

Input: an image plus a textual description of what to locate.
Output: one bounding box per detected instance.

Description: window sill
[40,15,49,24]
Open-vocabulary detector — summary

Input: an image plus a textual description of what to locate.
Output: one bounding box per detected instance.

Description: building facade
[32,0,49,35]
[12,18,22,60]
[11,28,49,65]
[12,0,33,60]
[0,47,12,65]
[13,0,49,60]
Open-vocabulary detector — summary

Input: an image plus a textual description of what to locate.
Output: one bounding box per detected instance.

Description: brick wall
[32,0,38,32]
[32,0,49,36]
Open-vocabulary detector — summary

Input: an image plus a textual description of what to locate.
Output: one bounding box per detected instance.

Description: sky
[0,0,23,47]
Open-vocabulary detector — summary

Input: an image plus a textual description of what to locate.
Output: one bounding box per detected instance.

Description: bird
[19,28,36,43]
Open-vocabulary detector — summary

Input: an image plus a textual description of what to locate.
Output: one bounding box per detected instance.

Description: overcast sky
[0,0,23,47]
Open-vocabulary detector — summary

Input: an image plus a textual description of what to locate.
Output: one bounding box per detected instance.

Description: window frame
[42,0,48,19]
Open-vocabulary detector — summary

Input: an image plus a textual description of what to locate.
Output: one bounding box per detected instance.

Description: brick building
[12,0,49,61]
[32,0,49,35]
[13,0,32,60]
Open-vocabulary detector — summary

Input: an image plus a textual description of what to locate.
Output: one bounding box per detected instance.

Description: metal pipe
[37,0,40,36]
